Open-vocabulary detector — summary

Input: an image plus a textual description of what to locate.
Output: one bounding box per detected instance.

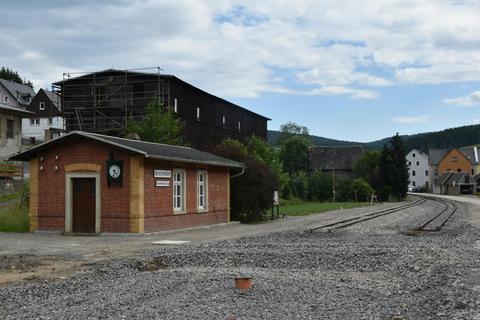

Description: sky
[1,0,480,142]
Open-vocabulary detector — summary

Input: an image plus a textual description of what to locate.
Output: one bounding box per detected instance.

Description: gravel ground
[1,197,479,319]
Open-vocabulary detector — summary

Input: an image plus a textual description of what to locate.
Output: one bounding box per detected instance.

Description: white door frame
[65,172,101,233]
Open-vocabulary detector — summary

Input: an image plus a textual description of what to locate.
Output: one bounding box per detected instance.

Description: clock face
[109,164,121,178]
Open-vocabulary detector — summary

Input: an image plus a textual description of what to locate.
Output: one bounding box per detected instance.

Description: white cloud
[392,115,430,124]
[444,91,480,106]
[1,1,480,97]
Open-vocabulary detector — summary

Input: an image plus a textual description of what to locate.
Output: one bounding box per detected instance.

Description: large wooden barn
[10,131,243,234]
[52,69,270,152]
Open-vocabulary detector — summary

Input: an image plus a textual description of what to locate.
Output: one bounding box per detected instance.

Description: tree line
[0,67,33,88]
[128,103,410,222]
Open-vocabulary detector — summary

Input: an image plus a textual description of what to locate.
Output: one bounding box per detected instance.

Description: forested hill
[267,130,360,147]
[367,124,480,151]
[268,124,480,150]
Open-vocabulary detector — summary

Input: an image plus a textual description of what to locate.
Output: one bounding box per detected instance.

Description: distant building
[429,148,475,194]
[52,69,269,152]
[406,149,429,190]
[0,79,35,160]
[22,88,64,144]
[309,145,364,178]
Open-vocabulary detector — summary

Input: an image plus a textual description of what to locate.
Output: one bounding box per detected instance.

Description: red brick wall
[36,136,131,232]
[35,136,231,233]
[143,159,230,232]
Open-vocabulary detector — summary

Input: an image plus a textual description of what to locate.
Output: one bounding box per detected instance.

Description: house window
[238,121,241,132]
[416,161,419,166]
[408,161,411,165]
[48,118,53,125]
[39,102,45,110]
[412,170,416,176]
[4,96,8,103]
[222,115,226,127]
[425,170,429,176]
[173,169,185,213]
[197,171,207,211]
[457,168,462,172]
[196,107,200,121]
[6,119,14,138]
[174,98,178,113]
[412,153,415,157]
[30,119,35,126]
[412,181,416,186]
[35,119,40,125]
[472,169,475,175]
[434,168,438,175]
[425,181,429,188]
[452,156,458,162]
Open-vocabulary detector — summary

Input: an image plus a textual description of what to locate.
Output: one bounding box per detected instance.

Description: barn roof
[9,131,244,168]
[309,145,365,171]
[52,69,270,121]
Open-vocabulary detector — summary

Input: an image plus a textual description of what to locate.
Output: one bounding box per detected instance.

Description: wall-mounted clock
[106,160,123,186]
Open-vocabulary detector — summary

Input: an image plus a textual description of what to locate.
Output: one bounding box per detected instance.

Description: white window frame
[4,96,8,103]
[30,119,35,126]
[48,117,53,125]
[35,119,40,126]
[222,115,226,126]
[39,102,45,110]
[197,170,208,211]
[174,98,178,113]
[196,107,200,121]
[173,169,186,214]
[238,121,241,132]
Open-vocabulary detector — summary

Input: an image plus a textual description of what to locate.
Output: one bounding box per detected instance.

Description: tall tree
[353,150,381,190]
[277,121,310,145]
[378,133,409,200]
[127,100,186,145]
[0,67,33,88]
[279,135,311,174]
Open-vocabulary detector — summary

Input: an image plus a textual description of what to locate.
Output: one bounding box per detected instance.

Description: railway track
[309,195,457,233]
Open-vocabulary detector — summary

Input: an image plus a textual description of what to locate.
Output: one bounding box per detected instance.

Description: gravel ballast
[1,198,479,319]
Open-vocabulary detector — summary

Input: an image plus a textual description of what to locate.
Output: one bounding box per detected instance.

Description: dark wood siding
[57,70,268,152]
[27,89,61,118]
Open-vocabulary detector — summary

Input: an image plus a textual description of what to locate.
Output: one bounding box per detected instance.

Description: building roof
[9,131,244,168]
[459,145,480,164]
[436,171,476,186]
[0,103,34,116]
[0,78,36,105]
[309,145,364,171]
[42,89,61,109]
[428,149,449,165]
[52,69,270,121]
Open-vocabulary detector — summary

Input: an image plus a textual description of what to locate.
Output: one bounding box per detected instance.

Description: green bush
[308,170,332,201]
[377,185,392,202]
[336,178,354,202]
[351,178,374,202]
[289,171,309,200]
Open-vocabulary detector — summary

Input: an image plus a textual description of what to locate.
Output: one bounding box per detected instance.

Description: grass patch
[0,191,22,203]
[0,201,29,233]
[280,199,368,216]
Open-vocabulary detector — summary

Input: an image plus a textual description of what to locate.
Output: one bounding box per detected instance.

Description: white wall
[0,112,22,160]
[22,116,64,142]
[406,149,429,190]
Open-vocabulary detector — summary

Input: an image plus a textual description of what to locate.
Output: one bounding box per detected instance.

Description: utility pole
[332,167,336,203]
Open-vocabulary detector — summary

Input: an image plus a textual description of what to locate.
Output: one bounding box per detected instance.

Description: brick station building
[10,131,243,234]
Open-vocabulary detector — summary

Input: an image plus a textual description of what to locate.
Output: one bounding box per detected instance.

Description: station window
[173,169,186,213]
[197,171,208,211]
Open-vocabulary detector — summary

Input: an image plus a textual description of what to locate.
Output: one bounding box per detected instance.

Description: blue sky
[1,0,480,142]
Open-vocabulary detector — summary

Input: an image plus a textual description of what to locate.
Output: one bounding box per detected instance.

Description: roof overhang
[0,104,34,116]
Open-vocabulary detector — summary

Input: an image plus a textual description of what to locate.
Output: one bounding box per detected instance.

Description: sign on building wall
[153,169,172,178]
[155,180,170,187]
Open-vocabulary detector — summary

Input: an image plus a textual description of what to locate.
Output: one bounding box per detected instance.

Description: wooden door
[72,178,96,233]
